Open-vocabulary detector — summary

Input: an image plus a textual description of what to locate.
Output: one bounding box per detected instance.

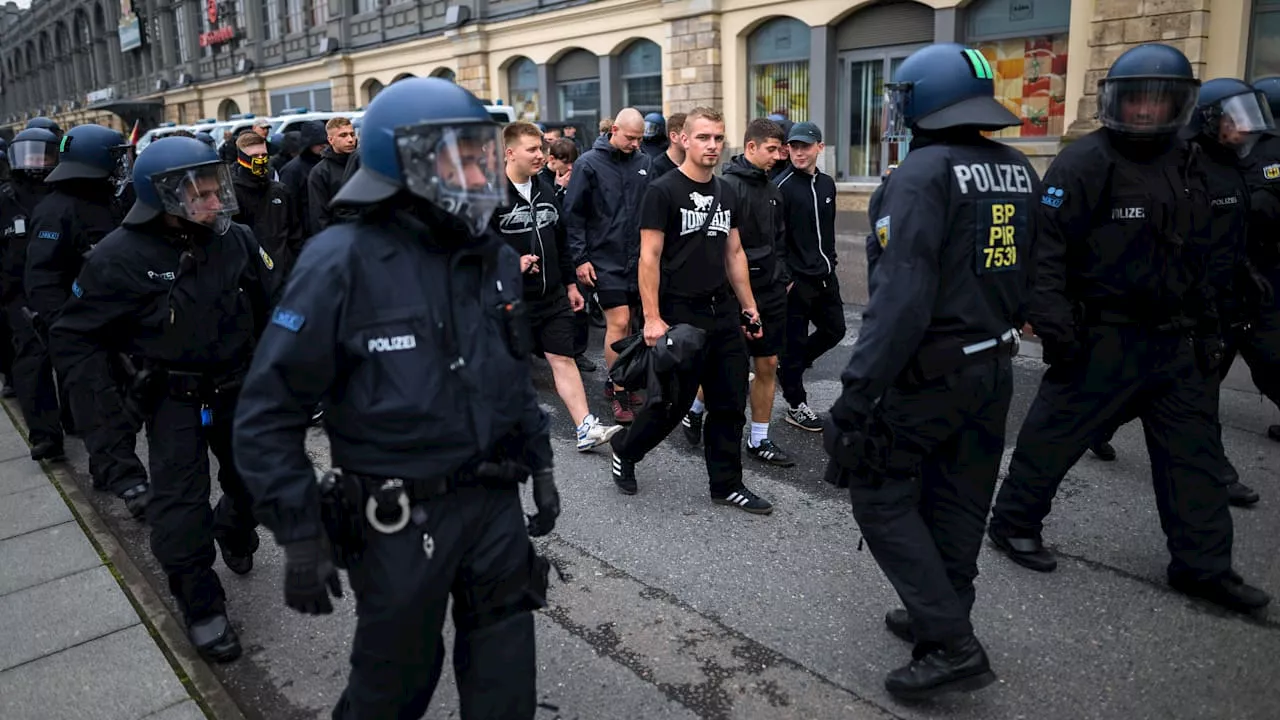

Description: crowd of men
[0,40,1277,715]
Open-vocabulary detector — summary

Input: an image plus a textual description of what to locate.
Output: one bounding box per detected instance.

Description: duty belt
[910,327,1019,383]
[1081,307,1194,332]
[339,459,532,535]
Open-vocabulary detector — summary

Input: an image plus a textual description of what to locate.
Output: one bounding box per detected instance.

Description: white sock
[690,398,705,414]
[749,422,769,448]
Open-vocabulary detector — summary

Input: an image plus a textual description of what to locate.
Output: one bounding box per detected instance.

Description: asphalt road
[42,299,1280,720]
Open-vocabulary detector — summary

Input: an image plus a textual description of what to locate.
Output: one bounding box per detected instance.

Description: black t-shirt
[650,152,678,180]
[639,169,738,300]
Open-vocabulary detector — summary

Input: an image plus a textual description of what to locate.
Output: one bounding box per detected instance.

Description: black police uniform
[231,162,303,276]
[1,177,56,440]
[234,208,553,719]
[1236,133,1280,434]
[988,129,1238,585]
[49,220,276,629]
[774,164,846,410]
[833,136,1035,647]
[26,180,148,495]
[721,154,790,358]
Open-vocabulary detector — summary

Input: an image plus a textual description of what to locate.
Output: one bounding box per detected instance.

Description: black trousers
[146,391,257,623]
[610,295,749,495]
[68,375,148,495]
[333,484,543,720]
[841,357,1012,644]
[780,273,846,407]
[991,326,1233,582]
[6,301,62,447]
[0,307,13,383]
[1226,265,1280,411]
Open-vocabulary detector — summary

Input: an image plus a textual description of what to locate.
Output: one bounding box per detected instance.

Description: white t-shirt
[513,179,533,202]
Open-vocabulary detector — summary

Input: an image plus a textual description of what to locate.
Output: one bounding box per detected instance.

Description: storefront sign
[118,0,142,52]
[1009,0,1033,22]
[200,0,236,47]
[87,88,116,104]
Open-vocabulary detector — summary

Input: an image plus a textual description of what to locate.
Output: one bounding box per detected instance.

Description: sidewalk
[0,408,207,720]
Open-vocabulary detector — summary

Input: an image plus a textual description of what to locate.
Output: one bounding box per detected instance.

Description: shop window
[619,40,662,115]
[507,57,539,122]
[974,36,1069,139]
[748,18,810,122]
[1249,0,1280,79]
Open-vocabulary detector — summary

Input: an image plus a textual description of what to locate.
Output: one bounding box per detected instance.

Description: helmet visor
[1098,77,1199,135]
[395,122,506,236]
[9,139,58,172]
[151,162,240,234]
[644,120,663,138]
[882,82,912,143]
[1214,92,1276,157]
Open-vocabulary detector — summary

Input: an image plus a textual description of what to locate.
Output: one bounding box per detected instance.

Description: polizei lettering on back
[368,335,418,353]
[951,163,1034,195]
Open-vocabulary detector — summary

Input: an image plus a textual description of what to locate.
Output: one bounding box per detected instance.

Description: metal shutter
[836,1,935,51]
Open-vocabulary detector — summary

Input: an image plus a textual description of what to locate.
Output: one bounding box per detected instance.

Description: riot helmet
[125,136,239,235]
[46,124,129,184]
[1254,77,1280,132]
[1190,78,1275,157]
[882,43,1020,142]
[194,132,216,149]
[643,113,666,140]
[25,116,62,137]
[6,128,59,178]
[1097,44,1199,137]
[332,77,506,237]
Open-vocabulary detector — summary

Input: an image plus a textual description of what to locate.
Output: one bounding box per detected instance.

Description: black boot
[1226,481,1261,507]
[30,440,66,462]
[1090,440,1117,462]
[217,532,260,576]
[1169,571,1270,613]
[884,635,997,701]
[188,614,242,663]
[884,609,914,643]
[987,523,1057,572]
[120,483,151,520]
[1267,425,1280,443]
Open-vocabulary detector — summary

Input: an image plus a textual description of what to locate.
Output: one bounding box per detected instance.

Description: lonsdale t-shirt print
[640,169,739,300]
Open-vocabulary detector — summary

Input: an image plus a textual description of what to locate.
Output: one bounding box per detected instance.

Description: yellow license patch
[259,246,275,270]
[875,216,890,248]
[1264,163,1280,181]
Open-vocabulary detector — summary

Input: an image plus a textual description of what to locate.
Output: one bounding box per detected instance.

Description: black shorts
[746,283,787,358]
[528,292,577,358]
[595,288,640,311]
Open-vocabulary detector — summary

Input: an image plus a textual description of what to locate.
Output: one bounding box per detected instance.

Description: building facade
[1,0,1278,187]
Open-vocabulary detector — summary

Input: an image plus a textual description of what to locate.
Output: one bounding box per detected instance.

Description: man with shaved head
[564,107,653,423]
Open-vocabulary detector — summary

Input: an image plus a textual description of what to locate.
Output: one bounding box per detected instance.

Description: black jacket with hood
[563,134,651,292]
[278,121,327,231]
[488,173,575,301]
[721,154,790,289]
[232,163,304,275]
[307,147,355,235]
[774,165,839,279]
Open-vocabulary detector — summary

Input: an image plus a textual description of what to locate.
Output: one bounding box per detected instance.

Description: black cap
[787,121,822,144]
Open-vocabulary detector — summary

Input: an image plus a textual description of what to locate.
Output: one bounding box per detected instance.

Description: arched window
[364,78,384,104]
[555,49,600,131]
[392,73,415,83]
[507,57,538,122]
[748,18,810,123]
[618,40,662,115]
[431,68,456,83]
[218,99,242,120]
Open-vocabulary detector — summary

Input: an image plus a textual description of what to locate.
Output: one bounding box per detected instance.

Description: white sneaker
[577,415,623,452]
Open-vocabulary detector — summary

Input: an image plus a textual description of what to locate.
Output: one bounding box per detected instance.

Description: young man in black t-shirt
[608,108,775,514]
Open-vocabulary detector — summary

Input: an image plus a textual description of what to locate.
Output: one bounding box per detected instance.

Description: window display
[975,35,1068,139]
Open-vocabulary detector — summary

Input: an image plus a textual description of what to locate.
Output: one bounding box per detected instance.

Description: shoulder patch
[271,308,305,333]
[258,246,275,270]
[1264,163,1280,181]
[71,280,83,298]
[875,216,890,248]
[37,230,60,240]
[1041,185,1065,208]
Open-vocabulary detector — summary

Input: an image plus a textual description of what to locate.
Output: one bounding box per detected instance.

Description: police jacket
[722,155,790,289]
[774,166,838,278]
[278,150,323,230]
[864,177,889,289]
[232,165,303,275]
[563,134,651,286]
[232,206,553,544]
[25,180,123,321]
[0,177,52,305]
[488,174,575,301]
[841,134,1039,403]
[1029,129,1214,346]
[1242,134,1280,271]
[306,148,355,236]
[1190,137,1251,321]
[48,221,278,393]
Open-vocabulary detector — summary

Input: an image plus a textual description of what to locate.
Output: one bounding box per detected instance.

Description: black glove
[526,468,560,537]
[283,538,343,615]
[1247,267,1275,308]
[1041,331,1085,368]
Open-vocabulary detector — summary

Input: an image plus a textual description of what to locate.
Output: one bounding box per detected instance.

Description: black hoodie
[278,121,328,232]
[721,154,790,289]
[233,164,304,276]
[488,172,575,301]
[307,147,354,235]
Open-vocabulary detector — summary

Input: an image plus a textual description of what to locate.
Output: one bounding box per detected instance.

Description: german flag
[128,119,141,146]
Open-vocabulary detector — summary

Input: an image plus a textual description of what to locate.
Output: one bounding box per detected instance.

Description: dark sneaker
[784,403,822,432]
[1268,424,1280,443]
[681,411,704,447]
[885,609,914,643]
[120,482,151,520]
[1226,481,1261,507]
[575,354,597,373]
[217,532,260,576]
[987,523,1057,572]
[606,384,634,424]
[884,635,997,701]
[1090,441,1117,462]
[188,614,242,663]
[712,486,773,515]
[611,453,637,495]
[1170,570,1270,613]
[30,440,66,462]
[746,439,795,467]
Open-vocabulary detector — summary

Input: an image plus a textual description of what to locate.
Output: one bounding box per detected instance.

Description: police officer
[824,43,1035,700]
[26,124,151,516]
[233,78,558,719]
[1241,76,1280,444]
[640,112,667,159]
[25,116,62,138]
[49,136,277,662]
[2,127,60,454]
[987,44,1270,613]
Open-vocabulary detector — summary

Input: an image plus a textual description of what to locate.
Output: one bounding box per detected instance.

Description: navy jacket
[563,134,651,292]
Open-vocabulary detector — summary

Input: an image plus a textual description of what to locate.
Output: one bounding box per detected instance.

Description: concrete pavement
[0,405,208,720]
